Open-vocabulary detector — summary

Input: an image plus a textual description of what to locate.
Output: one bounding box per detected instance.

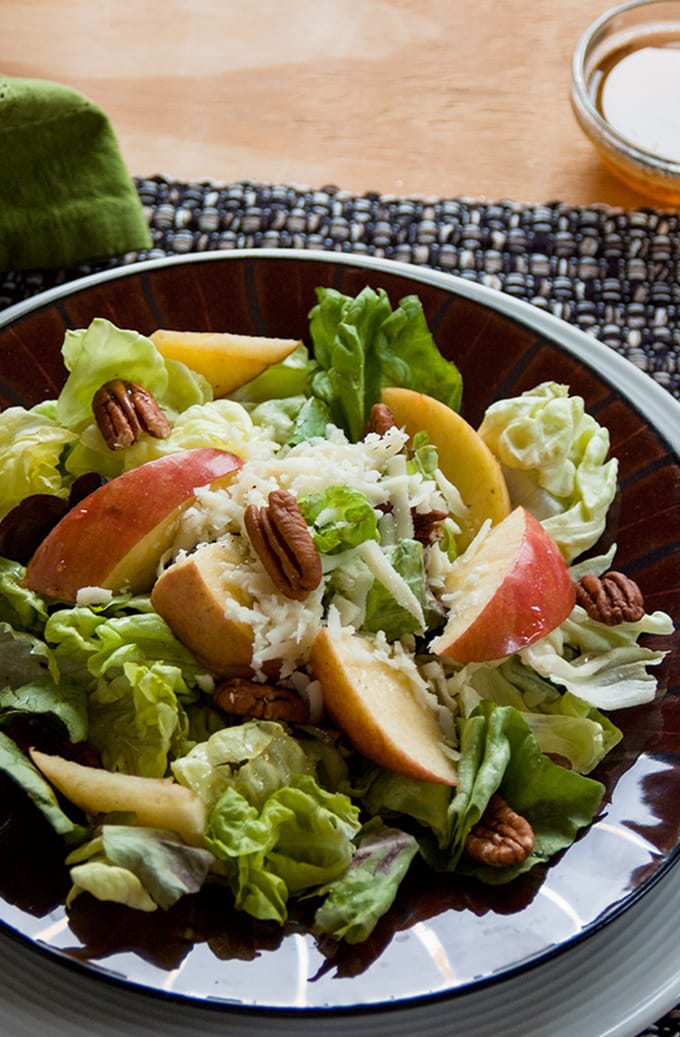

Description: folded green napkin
[0,75,151,271]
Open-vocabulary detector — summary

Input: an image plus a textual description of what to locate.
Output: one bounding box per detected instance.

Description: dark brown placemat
[0,175,678,1036]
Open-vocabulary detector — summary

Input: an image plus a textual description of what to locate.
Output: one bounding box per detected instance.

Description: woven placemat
[1,175,679,403]
[1,175,679,1037]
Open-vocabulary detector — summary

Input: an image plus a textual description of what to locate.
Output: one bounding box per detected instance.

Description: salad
[0,285,673,946]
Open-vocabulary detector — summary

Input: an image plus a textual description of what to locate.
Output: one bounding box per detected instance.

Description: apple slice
[30,749,207,846]
[430,505,575,663]
[151,537,255,677]
[150,329,301,398]
[380,386,511,550]
[308,626,457,785]
[23,448,242,601]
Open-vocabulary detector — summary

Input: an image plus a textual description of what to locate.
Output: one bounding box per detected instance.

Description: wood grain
[0,0,655,207]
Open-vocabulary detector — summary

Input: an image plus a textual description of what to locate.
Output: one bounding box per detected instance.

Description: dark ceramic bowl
[0,250,679,1017]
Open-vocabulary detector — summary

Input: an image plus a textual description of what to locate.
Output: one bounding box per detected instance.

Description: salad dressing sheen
[594,37,680,162]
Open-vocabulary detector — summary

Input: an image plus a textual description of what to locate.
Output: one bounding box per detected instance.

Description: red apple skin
[22,448,242,600]
[430,506,575,664]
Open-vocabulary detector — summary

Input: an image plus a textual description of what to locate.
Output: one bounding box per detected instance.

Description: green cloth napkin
[0,76,151,271]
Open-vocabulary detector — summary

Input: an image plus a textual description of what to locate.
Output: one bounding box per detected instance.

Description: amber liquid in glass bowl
[590,31,680,164]
[572,2,680,203]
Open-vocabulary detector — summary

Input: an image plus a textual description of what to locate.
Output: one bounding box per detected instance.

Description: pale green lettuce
[0,406,77,519]
[56,318,211,431]
[520,606,673,710]
[205,775,361,924]
[44,606,205,776]
[453,657,622,773]
[313,819,420,944]
[65,825,214,910]
[478,381,618,561]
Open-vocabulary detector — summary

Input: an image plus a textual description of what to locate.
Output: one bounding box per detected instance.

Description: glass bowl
[571,0,680,203]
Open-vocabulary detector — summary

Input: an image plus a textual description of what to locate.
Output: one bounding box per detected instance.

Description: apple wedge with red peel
[430,505,575,664]
[309,626,457,785]
[23,448,242,601]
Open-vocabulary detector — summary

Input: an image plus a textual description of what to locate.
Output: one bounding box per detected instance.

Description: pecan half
[575,570,645,625]
[365,402,397,437]
[464,793,535,868]
[213,678,310,723]
[92,379,171,450]
[244,489,322,601]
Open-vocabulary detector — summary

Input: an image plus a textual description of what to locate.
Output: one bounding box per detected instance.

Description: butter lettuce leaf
[0,407,77,519]
[0,731,87,844]
[66,825,214,910]
[478,381,617,561]
[298,486,379,555]
[0,558,49,634]
[56,318,211,431]
[43,606,205,776]
[520,606,673,710]
[313,819,419,944]
[205,775,361,924]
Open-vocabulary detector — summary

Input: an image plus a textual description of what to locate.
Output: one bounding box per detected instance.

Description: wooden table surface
[0,0,658,209]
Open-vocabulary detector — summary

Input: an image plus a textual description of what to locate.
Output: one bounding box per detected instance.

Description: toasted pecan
[464,793,535,868]
[575,570,645,625]
[244,489,322,601]
[213,678,310,723]
[92,379,171,450]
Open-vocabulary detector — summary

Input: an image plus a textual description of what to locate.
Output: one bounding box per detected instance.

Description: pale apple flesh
[380,386,511,550]
[430,505,575,664]
[29,749,207,847]
[22,448,243,601]
[150,537,255,678]
[309,626,458,785]
[150,329,301,398]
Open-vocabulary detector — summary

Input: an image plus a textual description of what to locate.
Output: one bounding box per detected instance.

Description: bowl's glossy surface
[571,0,680,203]
[0,250,679,1011]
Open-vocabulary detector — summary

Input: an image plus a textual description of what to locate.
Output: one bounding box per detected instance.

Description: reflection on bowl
[571,0,680,203]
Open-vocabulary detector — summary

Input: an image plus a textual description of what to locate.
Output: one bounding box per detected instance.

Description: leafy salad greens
[0,285,673,944]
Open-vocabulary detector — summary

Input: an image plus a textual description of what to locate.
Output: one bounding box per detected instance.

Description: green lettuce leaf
[309,287,462,442]
[478,381,618,561]
[0,558,49,634]
[449,702,605,882]
[172,720,315,807]
[520,607,673,710]
[0,731,87,844]
[0,407,77,519]
[44,606,204,776]
[231,343,316,403]
[456,657,622,773]
[0,623,87,743]
[313,818,419,943]
[205,775,361,924]
[298,486,379,555]
[56,318,211,431]
[65,825,214,910]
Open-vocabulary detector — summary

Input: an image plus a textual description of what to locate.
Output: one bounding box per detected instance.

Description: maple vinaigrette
[591,32,680,163]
